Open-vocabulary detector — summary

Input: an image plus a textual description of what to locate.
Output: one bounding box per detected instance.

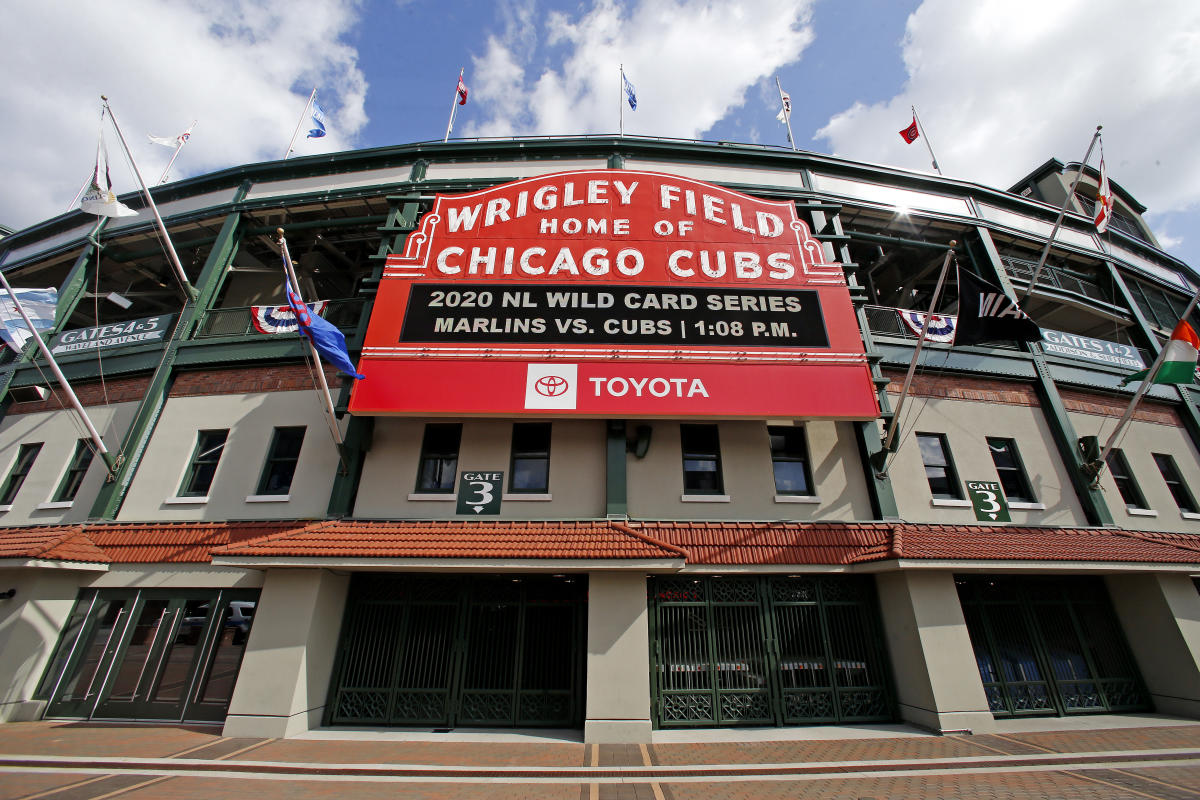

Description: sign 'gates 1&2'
[348,170,879,419]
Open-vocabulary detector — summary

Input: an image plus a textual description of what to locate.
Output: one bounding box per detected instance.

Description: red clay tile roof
[85,521,307,563]
[893,523,1200,563]
[212,519,687,560]
[0,525,107,563]
[629,521,893,565]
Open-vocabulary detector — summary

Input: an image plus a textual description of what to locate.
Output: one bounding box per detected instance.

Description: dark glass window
[1105,449,1147,509]
[416,423,461,493]
[769,426,813,495]
[509,422,551,493]
[1153,453,1198,513]
[986,437,1036,503]
[256,426,306,495]
[681,424,723,494]
[0,442,42,505]
[53,440,95,503]
[179,430,228,497]
[917,433,962,499]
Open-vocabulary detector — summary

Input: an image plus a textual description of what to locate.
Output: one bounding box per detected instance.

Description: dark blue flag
[287,281,364,378]
[622,72,637,110]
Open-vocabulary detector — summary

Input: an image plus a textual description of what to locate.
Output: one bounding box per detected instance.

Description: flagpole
[158,121,196,184]
[1091,286,1200,485]
[101,97,198,301]
[912,106,942,175]
[0,271,115,475]
[775,77,796,151]
[284,89,317,160]
[1020,126,1103,301]
[619,65,624,136]
[879,242,957,464]
[445,68,463,142]
[276,229,345,447]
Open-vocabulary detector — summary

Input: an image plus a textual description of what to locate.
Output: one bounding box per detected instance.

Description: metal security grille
[957,576,1149,717]
[648,576,894,728]
[325,574,586,728]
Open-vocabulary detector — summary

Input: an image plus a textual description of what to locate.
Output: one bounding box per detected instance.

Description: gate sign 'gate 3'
[349,170,879,419]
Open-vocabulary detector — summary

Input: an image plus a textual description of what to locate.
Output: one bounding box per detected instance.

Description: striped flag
[1122,320,1199,385]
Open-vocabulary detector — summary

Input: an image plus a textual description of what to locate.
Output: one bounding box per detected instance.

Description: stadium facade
[0,135,1198,743]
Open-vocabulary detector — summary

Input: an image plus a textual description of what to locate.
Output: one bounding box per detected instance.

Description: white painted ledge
[407,493,455,501]
[681,494,731,503]
[502,493,552,501]
[774,495,820,504]
[245,494,290,503]
[35,501,74,510]
[164,496,209,505]
[931,498,971,508]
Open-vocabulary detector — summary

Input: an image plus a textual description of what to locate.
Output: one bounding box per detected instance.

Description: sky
[3,0,1200,271]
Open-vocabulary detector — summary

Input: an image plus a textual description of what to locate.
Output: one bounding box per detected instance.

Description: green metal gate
[325,574,586,727]
[957,576,1149,717]
[648,575,895,728]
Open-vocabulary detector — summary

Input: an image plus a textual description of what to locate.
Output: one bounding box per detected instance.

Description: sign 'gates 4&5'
[349,170,879,419]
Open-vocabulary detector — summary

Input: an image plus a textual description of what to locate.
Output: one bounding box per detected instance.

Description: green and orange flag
[1122,320,1200,385]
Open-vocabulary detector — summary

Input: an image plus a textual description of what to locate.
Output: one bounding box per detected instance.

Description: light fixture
[106,292,132,309]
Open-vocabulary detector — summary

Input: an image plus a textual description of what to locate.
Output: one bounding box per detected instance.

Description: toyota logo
[534,375,569,397]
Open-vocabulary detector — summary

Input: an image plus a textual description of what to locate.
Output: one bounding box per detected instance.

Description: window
[0,442,42,505]
[179,430,228,497]
[986,437,1036,503]
[416,423,461,493]
[256,427,306,495]
[769,426,813,495]
[53,440,95,503]
[1105,449,1147,509]
[917,433,962,499]
[509,422,551,493]
[681,424,723,494]
[1153,453,1198,513]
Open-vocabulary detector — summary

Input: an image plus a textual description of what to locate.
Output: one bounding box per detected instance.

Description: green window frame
[256,426,306,496]
[179,430,229,497]
[416,423,461,493]
[0,442,42,505]
[917,432,962,500]
[681,424,723,495]
[768,425,814,495]
[986,437,1036,503]
[1153,453,1198,513]
[1106,448,1148,510]
[509,422,551,493]
[53,439,95,503]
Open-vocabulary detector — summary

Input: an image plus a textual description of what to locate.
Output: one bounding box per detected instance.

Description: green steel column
[606,420,628,517]
[1107,263,1200,455]
[976,226,1113,526]
[89,211,244,520]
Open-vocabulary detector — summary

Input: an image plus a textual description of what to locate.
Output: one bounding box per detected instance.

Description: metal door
[325,574,586,728]
[40,588,259,722]
[649,575,894,728]
[957,576,1149,717]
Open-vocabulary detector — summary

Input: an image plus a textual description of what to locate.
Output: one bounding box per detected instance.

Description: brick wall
[6,375,151,415]
[1059,389,1182,426]
[881,370,1040,407]
[170,363,342,397]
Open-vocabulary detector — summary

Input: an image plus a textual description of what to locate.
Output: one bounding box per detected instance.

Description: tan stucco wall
[0,569,86,721]
[1070,412,1200,533]
[887,396,1087,526]
[876,570,997,734]
[584,572,651,743]
[1107,573,1200,718]
[223,568,349,738]
[626,420,872,520]
[354,418,605,519]
[117,392,343,522]
[0,402,137,525]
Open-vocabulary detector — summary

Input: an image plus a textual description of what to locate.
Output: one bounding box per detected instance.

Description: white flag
[776,91,791,123]
[81,127,137,218]
[148,122,194,148]
[0,288,57,352]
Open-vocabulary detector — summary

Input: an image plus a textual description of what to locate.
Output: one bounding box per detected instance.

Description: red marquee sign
[349,170,878,419]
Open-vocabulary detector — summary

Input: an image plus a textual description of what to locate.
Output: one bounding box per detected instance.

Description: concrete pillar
[222,568,349,738]
[876,570,997,734]
[1106,573,1200,719]
[0,570,85,722]
[584,571,652,743]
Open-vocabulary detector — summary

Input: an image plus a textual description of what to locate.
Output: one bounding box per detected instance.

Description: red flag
[457,75,469,105]
[899,118,919,144]
[1094,154,1114,233]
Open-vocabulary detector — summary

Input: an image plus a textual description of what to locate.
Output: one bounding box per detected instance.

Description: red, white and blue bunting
[899,310,956,343]
[251,301,329,335]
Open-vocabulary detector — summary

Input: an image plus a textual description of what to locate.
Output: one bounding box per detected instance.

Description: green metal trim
[606,420,628,517]
[975,227,1113,525]
[327,415,372,516]
[607,153,624,169]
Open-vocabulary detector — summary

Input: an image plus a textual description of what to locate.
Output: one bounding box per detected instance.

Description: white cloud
[815,0,1200,251]
[0,0,367,232]
[465,0,817,140]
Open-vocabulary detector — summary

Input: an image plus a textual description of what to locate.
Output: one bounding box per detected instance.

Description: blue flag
[307,100,327,138]
[622,72,637,110]
[0,288,57,352]
[286,281,364,378]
